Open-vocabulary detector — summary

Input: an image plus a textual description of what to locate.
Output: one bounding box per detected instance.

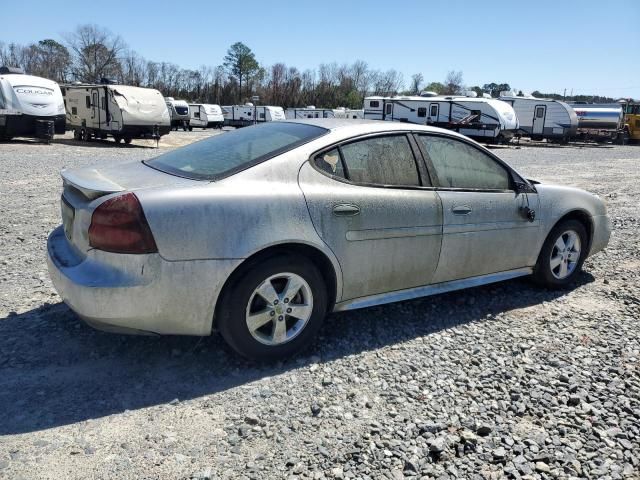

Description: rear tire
[124,137,132,144]
[533,219,588,288]
[217,255,328,360]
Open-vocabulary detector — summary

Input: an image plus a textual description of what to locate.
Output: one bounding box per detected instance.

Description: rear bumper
[589,214,611,256]
[47,226,241,335]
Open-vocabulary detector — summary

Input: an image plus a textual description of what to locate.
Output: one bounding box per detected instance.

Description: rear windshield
[146,122,327,180]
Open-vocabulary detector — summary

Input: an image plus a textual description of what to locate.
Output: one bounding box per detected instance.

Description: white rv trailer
[165,97,190,130]
[222,104,285,127]
[188,104,224,129]
[499,95,578,141]
[363,95,519,142]
[285,106,335,119]
[62,83,170,143]
[332,107,364,119]
[0,66,65,141]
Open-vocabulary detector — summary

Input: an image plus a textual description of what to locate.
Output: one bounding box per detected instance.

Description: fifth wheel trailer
[0,66,65,141]
[499,95,578,141]
[62,83,170,143]
[364,95,518,142]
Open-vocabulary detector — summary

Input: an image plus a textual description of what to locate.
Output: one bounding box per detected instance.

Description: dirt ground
[0,131,638,480]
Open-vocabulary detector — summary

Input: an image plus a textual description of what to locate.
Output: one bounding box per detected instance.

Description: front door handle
[333,204,361,217]
[452,205,472,215]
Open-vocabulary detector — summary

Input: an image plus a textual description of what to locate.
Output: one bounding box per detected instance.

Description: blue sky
[2,0,639,98]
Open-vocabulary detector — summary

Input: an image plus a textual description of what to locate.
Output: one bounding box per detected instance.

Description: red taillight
[88,193,158,254]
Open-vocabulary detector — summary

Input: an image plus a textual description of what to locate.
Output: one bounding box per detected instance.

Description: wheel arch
[212,242,341,331]
[550,209,594,252]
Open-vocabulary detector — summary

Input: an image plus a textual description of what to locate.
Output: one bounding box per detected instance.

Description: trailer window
[71,107,77,115]
[430,105,438,116]
[536,107,545,118]
[417,107,426,118]
[85,96,90,108]
[369,101,379,108]
[385,104,393,115]
[146,122,328,180]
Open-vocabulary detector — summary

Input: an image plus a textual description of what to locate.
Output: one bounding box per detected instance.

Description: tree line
[0,24,617,108]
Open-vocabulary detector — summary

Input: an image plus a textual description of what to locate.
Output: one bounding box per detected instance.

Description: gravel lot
[0,132,638,480]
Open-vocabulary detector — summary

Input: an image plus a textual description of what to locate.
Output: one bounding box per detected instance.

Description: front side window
[147,122,327,180]
[340,135,419,186]
[418,135,510,190]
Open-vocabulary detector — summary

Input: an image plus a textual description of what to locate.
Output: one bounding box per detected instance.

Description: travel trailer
[0,66,65,141]
[63,82,170,143]
[499,95,578,141]
[569,104,625,142]
[332,107,364,119]
[363,95,519,142]
[285,107,335,119]
[222,104,285,127]
[189,103,224,129]
[165,97,190,130]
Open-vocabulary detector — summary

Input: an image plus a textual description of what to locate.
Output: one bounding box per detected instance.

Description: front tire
[533,219,588,288]
[217,255,327,360]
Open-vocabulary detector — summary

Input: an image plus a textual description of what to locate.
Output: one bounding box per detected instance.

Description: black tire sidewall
[218,255,327,360]
[534,219,588,288]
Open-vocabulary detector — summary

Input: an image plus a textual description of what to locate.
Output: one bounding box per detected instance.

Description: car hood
[61,160,202,200]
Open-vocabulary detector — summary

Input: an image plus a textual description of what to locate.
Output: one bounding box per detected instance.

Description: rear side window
[147,122,327,180]
[314,148,344,178]
[418,135,510,190]
[340,135,420,186]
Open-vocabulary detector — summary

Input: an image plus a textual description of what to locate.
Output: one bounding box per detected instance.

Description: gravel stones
[0,138,639,478]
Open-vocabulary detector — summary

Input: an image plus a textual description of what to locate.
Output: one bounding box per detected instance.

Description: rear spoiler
[61,168,124,200]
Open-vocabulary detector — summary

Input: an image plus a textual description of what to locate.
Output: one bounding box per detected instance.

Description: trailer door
[89,88,101,128]
[428,103,439,124]
[532,105,546,135]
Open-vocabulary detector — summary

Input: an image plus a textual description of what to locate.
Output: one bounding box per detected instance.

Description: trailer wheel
[73,129,81,141]
[113,135,122,144]
[124,137,132,144]
[188,126,193,131]
[81,128,91,142]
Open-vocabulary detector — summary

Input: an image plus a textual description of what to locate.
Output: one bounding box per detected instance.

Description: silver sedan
[47,119,611,359]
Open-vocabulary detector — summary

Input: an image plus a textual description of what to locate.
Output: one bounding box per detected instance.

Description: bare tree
[410,73,424,95]
[66,24,126,82]
[443,70,464,95]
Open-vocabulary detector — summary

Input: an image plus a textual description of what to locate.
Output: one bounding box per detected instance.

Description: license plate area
[61,196,75,241]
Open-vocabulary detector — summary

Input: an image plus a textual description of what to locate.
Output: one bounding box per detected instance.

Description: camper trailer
[165,97,190,130]
[0,66,65,141]
[499,95,578,141]
[570,104,625,142]
[222,104,285,127]
[189,103,224,129]
[285,106,335,119]
[363,95,519,142]
[332,107,364,119]
[63,82,170,143]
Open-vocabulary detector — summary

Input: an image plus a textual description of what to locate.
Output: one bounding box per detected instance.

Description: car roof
[283,118,469,139]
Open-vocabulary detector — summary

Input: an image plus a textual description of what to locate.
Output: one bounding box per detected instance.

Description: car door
[298,133,443,301]
[414,133,540,284]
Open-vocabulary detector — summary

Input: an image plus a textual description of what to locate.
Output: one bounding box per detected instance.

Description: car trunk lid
[60,160,204,255]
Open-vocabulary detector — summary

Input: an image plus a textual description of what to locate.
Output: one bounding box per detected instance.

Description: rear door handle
[452,205,472,215]
[333,204,361,216]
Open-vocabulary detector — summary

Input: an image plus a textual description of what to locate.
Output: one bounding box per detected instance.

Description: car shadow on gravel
[0,272,594,435]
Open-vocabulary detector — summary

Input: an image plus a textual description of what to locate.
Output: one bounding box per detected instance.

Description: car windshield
[145,122,328,180]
